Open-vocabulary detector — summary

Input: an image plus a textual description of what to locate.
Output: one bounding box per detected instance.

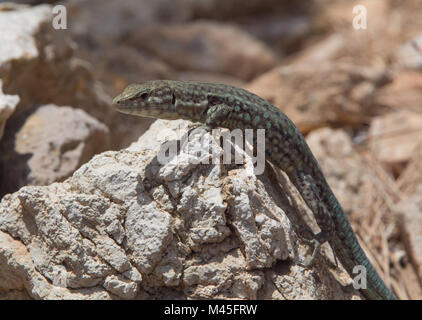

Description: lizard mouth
[112,98,165,119]
[112,100,131,115]
[112,95,139,113]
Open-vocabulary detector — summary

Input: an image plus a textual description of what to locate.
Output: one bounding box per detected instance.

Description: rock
[291,34,345,65]
[395,189,422,286]
[396,147,422,196]
[395,33,422,70]
[305,128,367,213]
[0,3,151,150]
[0,80,19,141]
[239,14,313,55]
[0,120,358,299]
[67,0,193,47]
[0,192,115,299]
[67,0,300,47]
[190,0,311,20]
[368,111,422,163]
[103,275,139,299]
[375,71,422,113]
[0,4,156,196]
[128,21,278,81]
[0,4,102,117]
[0,4,52,68]
[0,104,109,196]
[0,4,111,136]
[89,45,173,96]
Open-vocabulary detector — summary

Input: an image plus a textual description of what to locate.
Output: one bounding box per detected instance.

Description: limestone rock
[395,33,422,70]
[0,104,109,194]
[0,120,357,299]
[129,21,278,81]
[0,4,106,119]
[0,3,150,150]
[0,80,19,141]
[0,3,153,196]
[375,71,422,114]
[368,111,422,164]
[395,190,422,283]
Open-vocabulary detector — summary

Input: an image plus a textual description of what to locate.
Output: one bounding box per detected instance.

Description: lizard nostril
[112,97,122,105]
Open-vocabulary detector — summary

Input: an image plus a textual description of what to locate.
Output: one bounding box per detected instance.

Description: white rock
[0,119,357,299]
[0,80,19,141]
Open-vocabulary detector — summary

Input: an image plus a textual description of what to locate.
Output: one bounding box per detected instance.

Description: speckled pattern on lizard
[112,80,396,300]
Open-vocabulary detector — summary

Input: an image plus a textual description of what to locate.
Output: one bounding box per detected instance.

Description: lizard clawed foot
[298,238,322,268]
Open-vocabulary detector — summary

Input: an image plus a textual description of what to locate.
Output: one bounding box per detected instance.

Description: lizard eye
[139,92,149,100]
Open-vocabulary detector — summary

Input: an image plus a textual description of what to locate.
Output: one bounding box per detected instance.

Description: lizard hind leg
[292,171,336,267]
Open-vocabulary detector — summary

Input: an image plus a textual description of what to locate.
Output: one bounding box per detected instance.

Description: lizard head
[112,81,179,119]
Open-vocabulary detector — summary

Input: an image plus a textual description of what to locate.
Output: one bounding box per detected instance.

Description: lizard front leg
[186,103,232,142]
[204,104,232,129]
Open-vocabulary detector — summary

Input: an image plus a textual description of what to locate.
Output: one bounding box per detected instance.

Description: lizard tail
[329,210,397,300]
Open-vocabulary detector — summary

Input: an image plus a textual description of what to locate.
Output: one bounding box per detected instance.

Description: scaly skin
[112,80,396,300]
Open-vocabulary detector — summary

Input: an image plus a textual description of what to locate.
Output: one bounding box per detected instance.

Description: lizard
[112,80,396,300]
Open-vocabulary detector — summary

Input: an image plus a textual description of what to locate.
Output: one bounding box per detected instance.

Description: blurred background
[0,0,422,299]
